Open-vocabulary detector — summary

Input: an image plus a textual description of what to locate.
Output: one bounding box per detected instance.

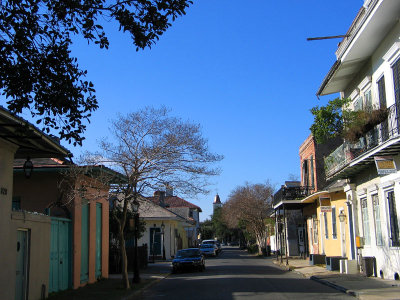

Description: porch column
[344,184,357,260]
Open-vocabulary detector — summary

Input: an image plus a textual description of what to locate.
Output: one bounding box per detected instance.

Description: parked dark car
[172,248,205,273]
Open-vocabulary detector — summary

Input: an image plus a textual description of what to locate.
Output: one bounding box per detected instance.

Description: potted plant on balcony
[310,98,388,144]
[343,107,388,143]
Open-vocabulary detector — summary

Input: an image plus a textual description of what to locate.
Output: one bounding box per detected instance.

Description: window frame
[331,206,337,239]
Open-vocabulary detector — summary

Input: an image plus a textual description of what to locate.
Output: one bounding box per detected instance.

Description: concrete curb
[124,272,171,300]
[310,276,355,296]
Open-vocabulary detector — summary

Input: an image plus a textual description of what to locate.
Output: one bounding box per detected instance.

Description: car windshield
[176,249,200,258]
[200,244,214,248]
[202,241,215,245]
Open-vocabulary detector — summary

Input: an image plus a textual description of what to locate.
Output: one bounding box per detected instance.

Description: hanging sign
[374,156,396,175]
[320,206,332,212]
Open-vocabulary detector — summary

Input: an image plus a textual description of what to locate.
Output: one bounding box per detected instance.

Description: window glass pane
[310,156,314,188]
[377,76,387,108]
[387,191,399,246]
[331,207,337,239]
[361,198,371,245]
[324,212,329,239]
[364,89,372,110]
[372,194,383,246]
[393,58,400,104]
[354,97,363,111]
[12,196,21,211]
[313,217,318,244]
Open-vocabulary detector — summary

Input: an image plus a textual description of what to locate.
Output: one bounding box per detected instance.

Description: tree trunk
[119,226,130,289]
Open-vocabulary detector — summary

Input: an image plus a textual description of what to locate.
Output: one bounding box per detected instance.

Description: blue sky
[22,1,363,220]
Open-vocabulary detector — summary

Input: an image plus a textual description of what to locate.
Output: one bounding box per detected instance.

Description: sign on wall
[374,156,397,175]
[320,206,332,212]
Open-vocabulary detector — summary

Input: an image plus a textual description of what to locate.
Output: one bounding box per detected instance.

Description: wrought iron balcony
[324,102,400,179]
[273,186,313,207]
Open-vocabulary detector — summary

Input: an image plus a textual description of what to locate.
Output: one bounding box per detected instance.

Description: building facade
[317,0,400,279]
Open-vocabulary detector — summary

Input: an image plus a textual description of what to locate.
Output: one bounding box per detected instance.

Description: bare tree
[222,182,273,254]
[85,106,223,289]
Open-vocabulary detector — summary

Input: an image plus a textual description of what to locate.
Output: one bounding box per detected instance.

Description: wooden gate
[49,217,72,293]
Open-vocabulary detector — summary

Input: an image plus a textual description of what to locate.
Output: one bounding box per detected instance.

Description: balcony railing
[273,186,313,207]
[324,102,400,178]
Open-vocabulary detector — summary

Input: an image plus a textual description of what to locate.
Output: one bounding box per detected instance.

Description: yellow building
[302,180,358,273]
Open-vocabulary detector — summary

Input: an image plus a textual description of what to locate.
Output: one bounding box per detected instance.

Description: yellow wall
[316,191,350,257]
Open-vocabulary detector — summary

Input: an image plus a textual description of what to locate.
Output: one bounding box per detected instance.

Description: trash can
[362,257,375,277]
[266,245,271,256]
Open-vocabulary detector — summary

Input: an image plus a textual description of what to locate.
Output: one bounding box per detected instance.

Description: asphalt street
[142,247,353,300]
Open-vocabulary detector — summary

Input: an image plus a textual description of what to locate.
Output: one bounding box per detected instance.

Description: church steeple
[213,193,222,212]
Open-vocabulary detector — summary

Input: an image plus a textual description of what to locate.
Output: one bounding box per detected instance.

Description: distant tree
[200,219,214,240]
[0,0,192,145]
[222,182,273,255]
[85,106,222,289]
[211,206,231,241]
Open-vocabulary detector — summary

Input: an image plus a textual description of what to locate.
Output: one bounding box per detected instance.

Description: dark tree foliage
[0,0,192,145]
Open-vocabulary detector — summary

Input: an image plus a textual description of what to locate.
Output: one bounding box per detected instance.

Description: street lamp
[131,200,140,283]
[23,157,33,178]
[161,222,166,260]
[338,210,347,223]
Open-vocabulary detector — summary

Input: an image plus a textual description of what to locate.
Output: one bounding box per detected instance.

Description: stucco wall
[11,212,52,300]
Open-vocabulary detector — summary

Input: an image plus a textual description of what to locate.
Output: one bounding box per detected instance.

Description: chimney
[165,185,173,197]
[154,191,166,207]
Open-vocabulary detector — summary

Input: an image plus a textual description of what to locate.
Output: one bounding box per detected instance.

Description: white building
[317,0,400,280]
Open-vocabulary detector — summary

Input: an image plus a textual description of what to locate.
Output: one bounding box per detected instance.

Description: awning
[301,191,329,204]
[0,106,70,159]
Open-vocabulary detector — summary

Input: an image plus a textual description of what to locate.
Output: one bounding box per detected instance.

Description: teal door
[15,230,28,300]
[80,204,89,283]
[95,203,102,278]
[49,218,72,293]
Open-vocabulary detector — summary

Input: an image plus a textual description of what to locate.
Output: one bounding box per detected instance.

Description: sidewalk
[48,261,172,300]
[273,257,400,299]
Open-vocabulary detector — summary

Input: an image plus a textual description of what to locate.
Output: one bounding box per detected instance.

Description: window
[361,198,371,245]
[364,89,372,110]
[377,76,387,109]
[310,156,315,188]
[324,212,329,239]
[189,210,193,218]
[387,191,399,246]
[331,207,337,239]
[393,58,400,104]
[354,97,363,111]
[313,217,318,244]
[12,196,21,211]
[372,194,383,246]
[302,160,309,186]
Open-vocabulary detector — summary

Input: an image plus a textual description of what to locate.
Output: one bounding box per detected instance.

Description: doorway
[15,229,29,300]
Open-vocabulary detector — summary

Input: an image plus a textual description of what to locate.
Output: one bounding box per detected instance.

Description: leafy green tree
[0,0,192,145]
[200,219,214,240]
[310,98,351,144]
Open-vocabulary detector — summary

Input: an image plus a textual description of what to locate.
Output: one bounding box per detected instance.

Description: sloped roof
[138,199,190,223]
[0,106,71,159]
[213,194,221,204]
[148,195,202,212]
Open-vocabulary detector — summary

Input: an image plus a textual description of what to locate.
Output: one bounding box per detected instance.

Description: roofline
[0,106,71,158]
[316,60,341,97]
